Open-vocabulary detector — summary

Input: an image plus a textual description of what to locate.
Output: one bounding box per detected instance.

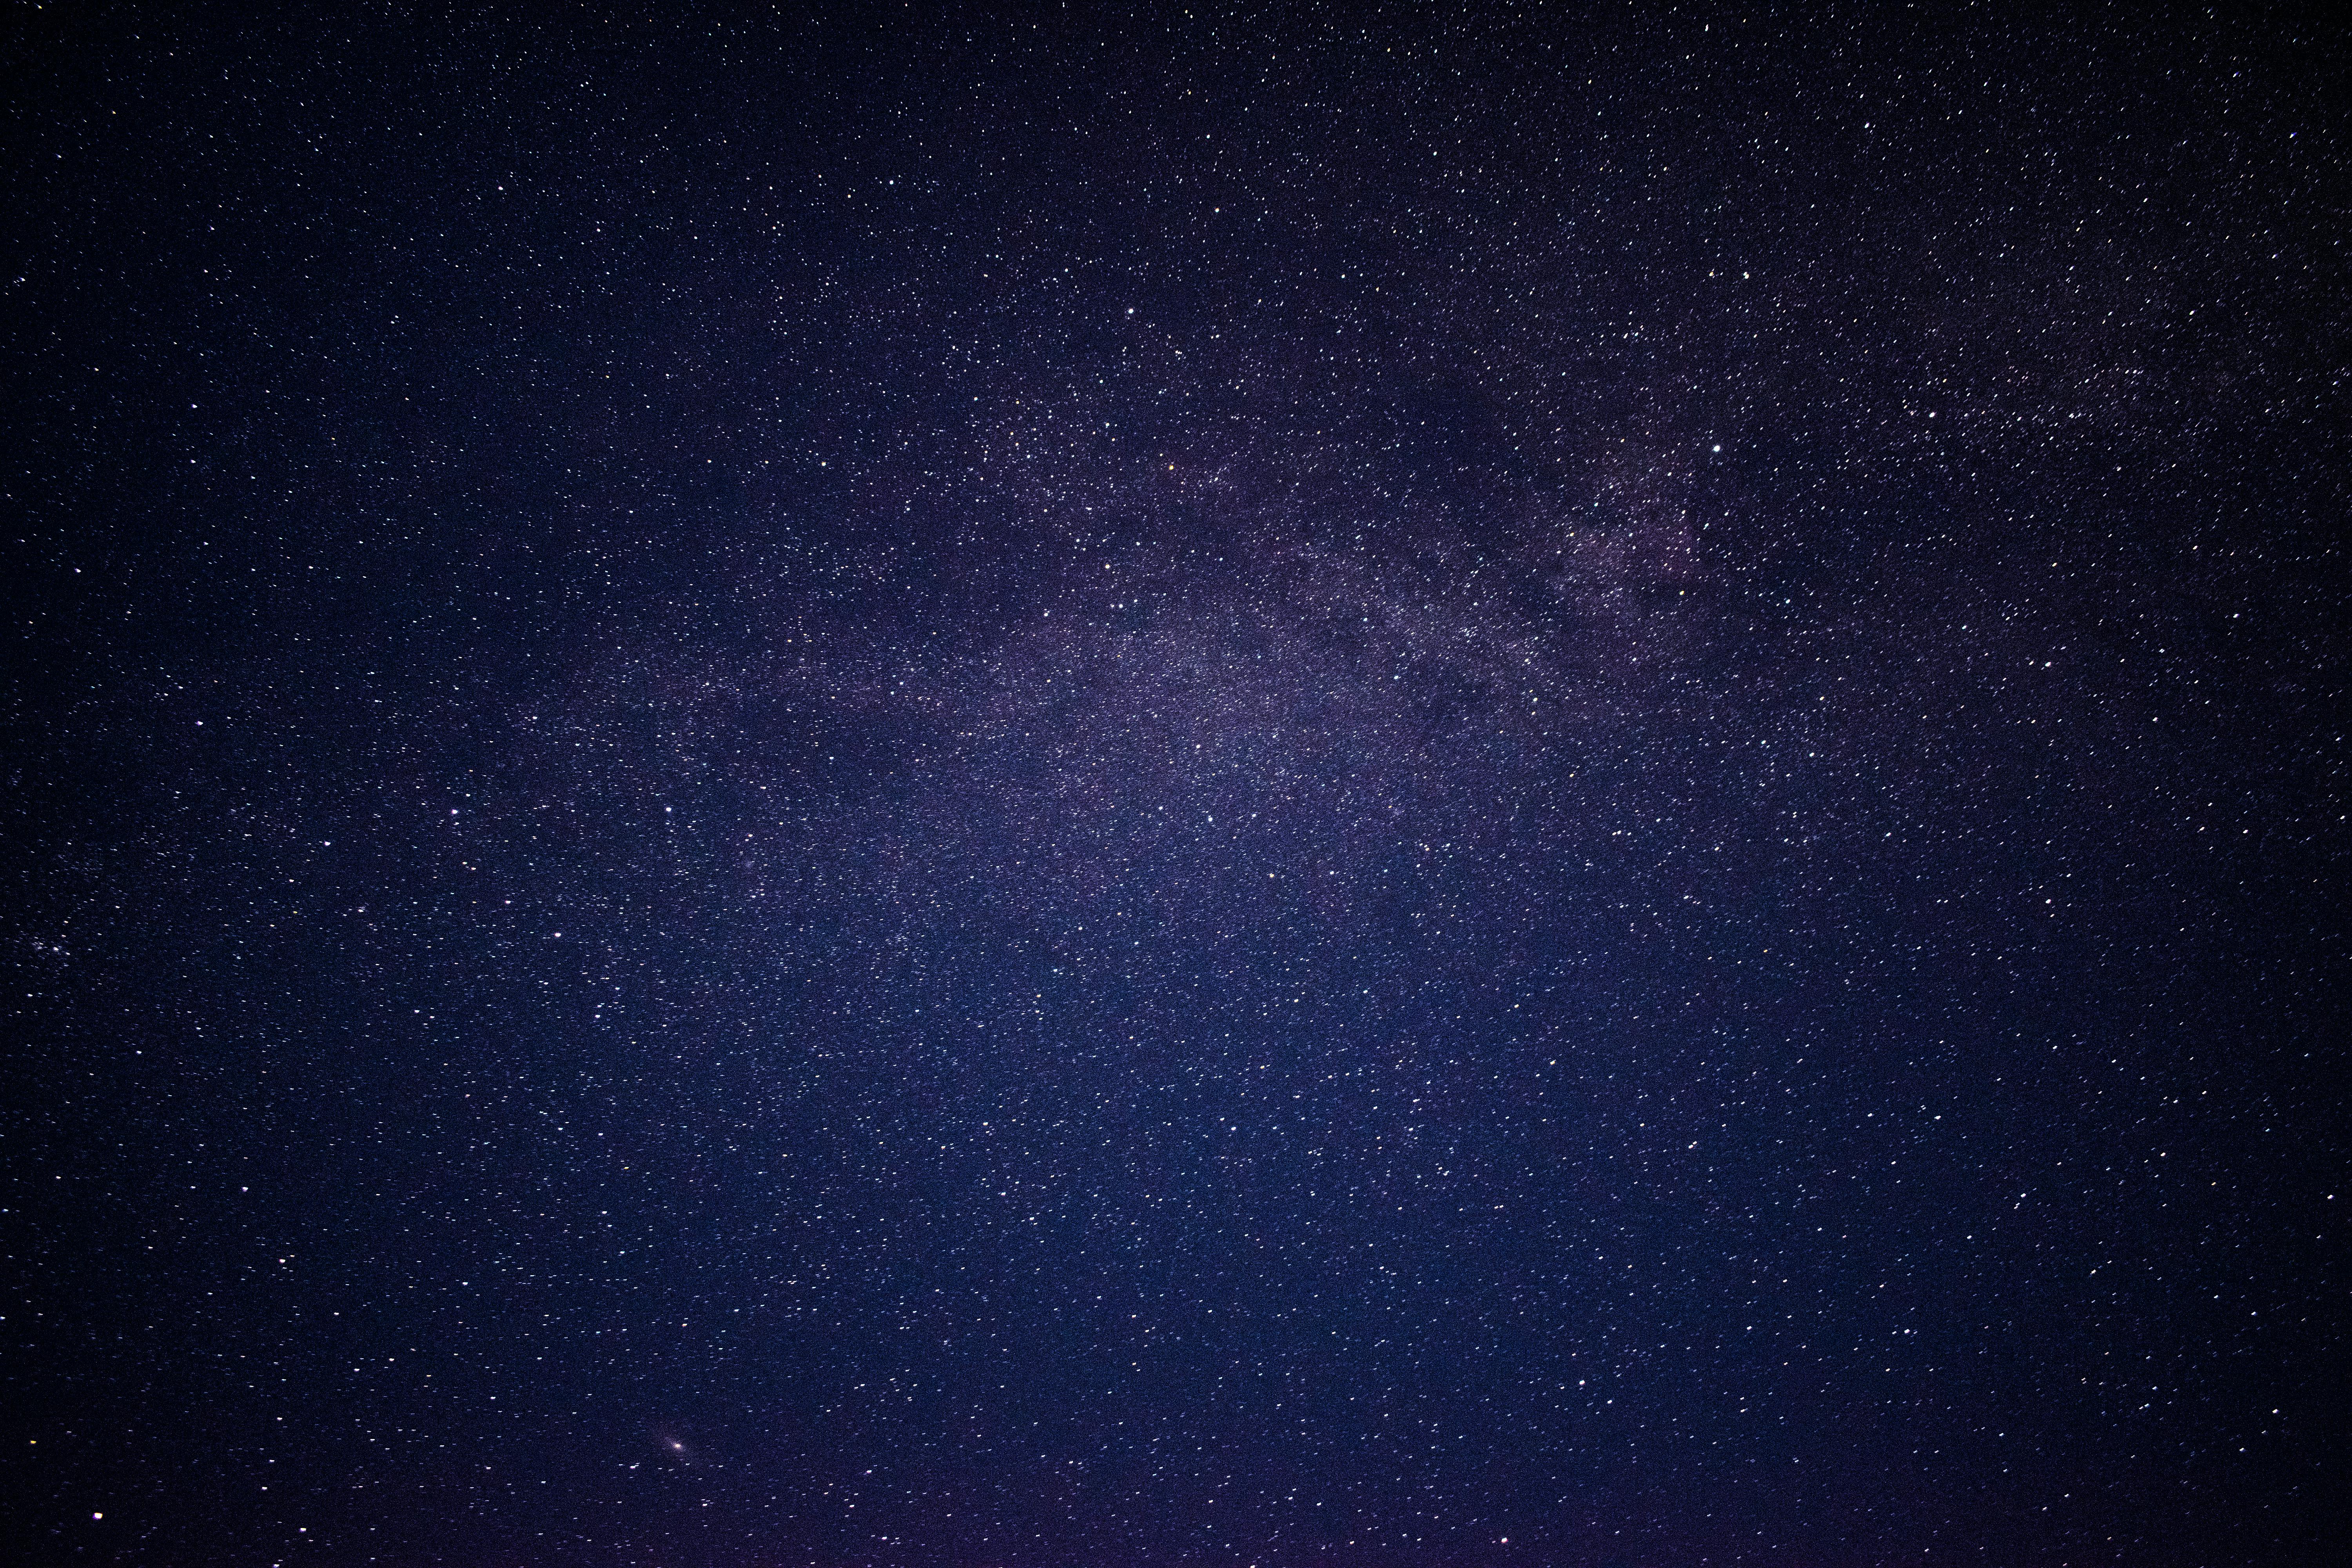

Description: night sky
[5,5,2348,1565]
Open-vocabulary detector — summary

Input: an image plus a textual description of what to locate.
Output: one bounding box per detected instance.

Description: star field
[4,6,2347,1565]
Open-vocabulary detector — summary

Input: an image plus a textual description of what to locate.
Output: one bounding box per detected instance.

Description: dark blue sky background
[5,4,2347,1564]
